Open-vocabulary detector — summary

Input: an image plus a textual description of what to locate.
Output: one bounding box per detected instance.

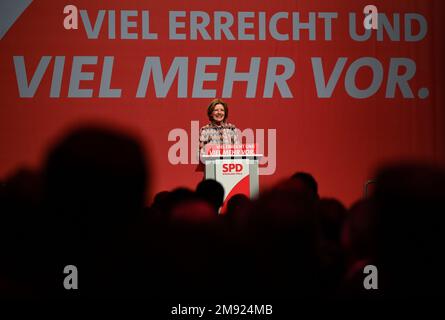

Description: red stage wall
[1,0,444,206]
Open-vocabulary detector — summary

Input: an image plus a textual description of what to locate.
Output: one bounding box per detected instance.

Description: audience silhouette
[1,127,444,300]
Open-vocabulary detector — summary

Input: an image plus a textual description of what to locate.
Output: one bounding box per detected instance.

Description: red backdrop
[1,0,444,206]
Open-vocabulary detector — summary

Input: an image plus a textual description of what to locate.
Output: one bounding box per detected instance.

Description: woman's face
[211,104,225,123]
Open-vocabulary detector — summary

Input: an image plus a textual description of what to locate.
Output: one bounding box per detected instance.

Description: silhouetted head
[151,190,169,209]
[196,179,225,212]
[290,171,319,200]
[43,126,148,217]
[226,194,251,218]
[164,187,196,215]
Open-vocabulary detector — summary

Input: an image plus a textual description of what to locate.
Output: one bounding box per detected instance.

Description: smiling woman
[199,98,239,153]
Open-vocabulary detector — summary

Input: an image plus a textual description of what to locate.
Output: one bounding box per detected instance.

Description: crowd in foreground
[1,126,444,299]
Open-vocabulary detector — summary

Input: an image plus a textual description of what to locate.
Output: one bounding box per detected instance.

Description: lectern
[200,144,262,213]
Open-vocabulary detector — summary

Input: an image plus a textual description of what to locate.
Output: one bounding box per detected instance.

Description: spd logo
[222,163,243,173]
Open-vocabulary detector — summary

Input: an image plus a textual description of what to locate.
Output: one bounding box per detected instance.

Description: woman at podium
[199,98,239,153]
